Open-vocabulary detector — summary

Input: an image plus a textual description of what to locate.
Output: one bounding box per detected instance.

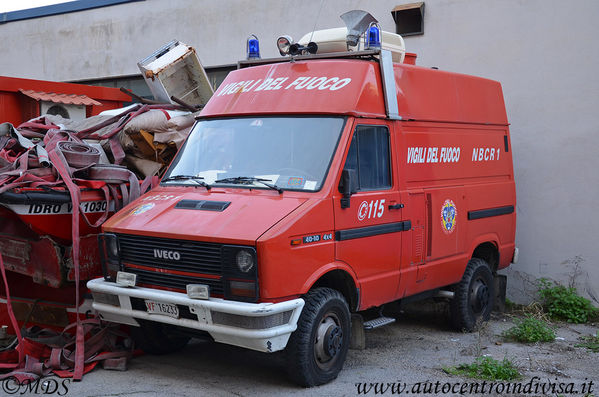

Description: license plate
[145,300,179,318]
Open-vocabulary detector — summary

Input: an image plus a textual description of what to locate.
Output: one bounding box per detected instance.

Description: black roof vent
[175,200,231,212]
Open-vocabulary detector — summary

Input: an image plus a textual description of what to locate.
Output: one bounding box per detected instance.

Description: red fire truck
[88,14,517,386]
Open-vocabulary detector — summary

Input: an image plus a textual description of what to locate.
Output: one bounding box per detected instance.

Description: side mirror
[340,169,357,209]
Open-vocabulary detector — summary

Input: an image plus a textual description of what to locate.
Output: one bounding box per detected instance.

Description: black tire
[285,288,351,387]
[450,258,495,332]
[131,320,190,355]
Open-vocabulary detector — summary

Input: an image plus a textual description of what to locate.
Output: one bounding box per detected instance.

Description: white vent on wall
[40,101,86,120]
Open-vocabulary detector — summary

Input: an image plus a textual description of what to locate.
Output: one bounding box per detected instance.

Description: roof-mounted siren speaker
[296,10,406,63]
[340,10,378,49]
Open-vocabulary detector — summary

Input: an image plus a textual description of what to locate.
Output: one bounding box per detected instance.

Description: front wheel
[285,288,351,387]
[449,258,495,332]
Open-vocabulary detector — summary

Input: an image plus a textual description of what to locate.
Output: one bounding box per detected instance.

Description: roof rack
[237,50,380,69]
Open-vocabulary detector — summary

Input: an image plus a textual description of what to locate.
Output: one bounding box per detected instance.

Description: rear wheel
[450,258,495,332]
[285,288,350,387]
[131,321,190,355]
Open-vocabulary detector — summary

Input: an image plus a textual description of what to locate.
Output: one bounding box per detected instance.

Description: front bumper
[87,278,304,353]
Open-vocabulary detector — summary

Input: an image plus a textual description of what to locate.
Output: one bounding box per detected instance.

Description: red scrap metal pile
[0,103,196,380]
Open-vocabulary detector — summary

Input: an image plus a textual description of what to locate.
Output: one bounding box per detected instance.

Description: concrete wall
[1,0,598,304]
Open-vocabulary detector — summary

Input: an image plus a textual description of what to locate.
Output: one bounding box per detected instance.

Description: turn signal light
[230,280,256,298]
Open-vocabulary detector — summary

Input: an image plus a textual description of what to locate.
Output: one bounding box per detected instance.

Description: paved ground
[51,304,599,396]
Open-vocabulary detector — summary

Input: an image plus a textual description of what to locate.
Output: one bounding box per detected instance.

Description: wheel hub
[324,325,343,357]
[314,315,343,367]
[470,279,490,314]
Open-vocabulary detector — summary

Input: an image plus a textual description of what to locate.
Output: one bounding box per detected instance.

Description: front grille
[130,268,224,295]
[117,234,224,294]
[118,234,222,274]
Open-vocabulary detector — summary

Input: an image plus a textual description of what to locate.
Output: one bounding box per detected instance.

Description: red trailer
[0,76,130,332]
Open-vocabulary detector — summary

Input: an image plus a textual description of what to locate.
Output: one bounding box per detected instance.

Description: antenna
[340,10,378,48]
[308,0,325,43]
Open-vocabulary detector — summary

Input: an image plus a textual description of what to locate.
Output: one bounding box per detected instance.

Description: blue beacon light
[247,34,260,59]
[366,25,381,50]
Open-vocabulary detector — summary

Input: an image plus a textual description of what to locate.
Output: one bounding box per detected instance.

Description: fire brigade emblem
[440,199,457,234]
[357,201,369,221]
[131,203,155,215]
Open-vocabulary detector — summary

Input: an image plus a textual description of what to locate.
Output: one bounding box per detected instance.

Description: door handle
[388,203,404,210]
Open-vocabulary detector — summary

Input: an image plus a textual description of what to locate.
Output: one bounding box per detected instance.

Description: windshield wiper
[214,176,283,194]
[161,175,211,190]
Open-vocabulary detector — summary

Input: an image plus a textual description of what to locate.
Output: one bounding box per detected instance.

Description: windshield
[163,117,345,191]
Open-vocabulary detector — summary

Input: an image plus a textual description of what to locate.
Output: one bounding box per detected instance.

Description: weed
[575,331,599,353]
[502,316,555,343]
[537,278,598,323]
[504,298,515,311]
[520,301,549,320]
[504,298,526,312]
[443,356,521,381]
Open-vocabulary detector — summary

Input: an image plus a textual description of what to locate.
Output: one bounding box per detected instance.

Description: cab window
[343,125,391,190]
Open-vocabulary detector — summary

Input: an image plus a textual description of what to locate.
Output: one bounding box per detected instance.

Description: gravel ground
[51,303,599,397]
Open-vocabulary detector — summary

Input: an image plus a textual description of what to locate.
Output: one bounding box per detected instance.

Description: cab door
[333,121,406,309]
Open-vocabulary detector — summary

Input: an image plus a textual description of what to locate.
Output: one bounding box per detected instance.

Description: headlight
[277,35,293,56]
[222,245,258,302]
[236,250,255,273]
[99,233,120,281]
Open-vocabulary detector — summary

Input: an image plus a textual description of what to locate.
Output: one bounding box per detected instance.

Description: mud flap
[350,313,365,350]
[493,274,507,312]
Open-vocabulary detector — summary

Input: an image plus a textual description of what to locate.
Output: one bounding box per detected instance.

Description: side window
[343,125,391,190]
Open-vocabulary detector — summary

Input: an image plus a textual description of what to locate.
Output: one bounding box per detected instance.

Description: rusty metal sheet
[0,235,63,287]
[0,237,30,262]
